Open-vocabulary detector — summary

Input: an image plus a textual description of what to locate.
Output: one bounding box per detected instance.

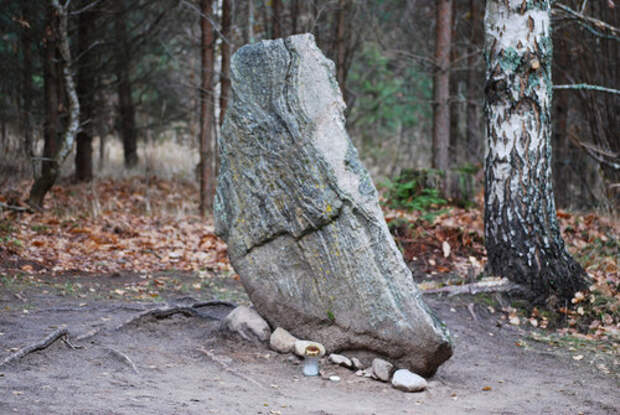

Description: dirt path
[0,272,617,415]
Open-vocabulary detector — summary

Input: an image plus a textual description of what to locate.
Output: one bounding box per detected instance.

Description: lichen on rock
[214,33,452,377]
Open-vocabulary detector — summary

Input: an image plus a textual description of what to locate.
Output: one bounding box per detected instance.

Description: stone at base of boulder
[350,357,364,371]
[220,306,271,343]
[293,340,326,358]
[371,358,394,382]
[328,353,353,369]
[391,369,427,392]
[270,327,298,353]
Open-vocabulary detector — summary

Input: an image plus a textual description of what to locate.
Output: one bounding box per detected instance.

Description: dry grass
[61,136,199,181]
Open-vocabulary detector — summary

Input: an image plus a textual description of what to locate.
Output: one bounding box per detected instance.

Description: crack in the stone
[242,198,346,257]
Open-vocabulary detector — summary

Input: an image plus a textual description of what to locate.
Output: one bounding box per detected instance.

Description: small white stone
[391,369,427,392]
[371,358,394,382]
[328,353,352,368]
[293,340,326,358]
[270,327,298,354]
[329,375,341,382]
[350,357,364,370]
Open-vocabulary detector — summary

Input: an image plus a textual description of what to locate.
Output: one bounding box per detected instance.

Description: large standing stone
[214,33,452,376]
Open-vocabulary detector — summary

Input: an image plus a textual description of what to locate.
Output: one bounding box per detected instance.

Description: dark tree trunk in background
[334,0,347,98]
[466,0,482,159]
[432,0,451,177]
[312,2,321,49]
[75,2,96,182]
[484,0,589,301]
[114,1,138,168]
[552,37,571,207]
[219,0,231,127]
[448,1,462,169]
[272,0,282,39]
[291,0,299,34]
[199,0,216,216]
[29,5,61,208]
[21,1,33,170]
[246,0,254,44]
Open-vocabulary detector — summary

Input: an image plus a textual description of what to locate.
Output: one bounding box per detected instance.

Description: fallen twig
[0,201,33,213]
[422,279,526,296]
[197,346,265,389]
[0,328,69,368]
[105,347,139,374]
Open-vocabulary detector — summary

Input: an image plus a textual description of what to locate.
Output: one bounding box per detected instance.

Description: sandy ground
[0,272,618,415]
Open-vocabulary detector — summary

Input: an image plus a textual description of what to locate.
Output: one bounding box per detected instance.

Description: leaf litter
[0,177,618,342]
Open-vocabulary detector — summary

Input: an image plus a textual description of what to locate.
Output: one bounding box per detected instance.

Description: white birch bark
[484,0,588,300]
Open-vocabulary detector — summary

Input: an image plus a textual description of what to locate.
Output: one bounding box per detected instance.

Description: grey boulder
[220,306,271,343]
[392,369,428,392]
[214,33,452,376]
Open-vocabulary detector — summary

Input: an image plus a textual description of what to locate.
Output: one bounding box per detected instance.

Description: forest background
[0,0,618,341]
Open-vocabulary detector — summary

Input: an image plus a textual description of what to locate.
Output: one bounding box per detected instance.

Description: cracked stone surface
[214,33,452,376]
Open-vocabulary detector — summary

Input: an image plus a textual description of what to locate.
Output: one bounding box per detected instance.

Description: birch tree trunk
[484,0,589,300]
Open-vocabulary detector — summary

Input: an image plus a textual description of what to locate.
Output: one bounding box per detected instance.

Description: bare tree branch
[553,83,620,95]
[553,2,620,38]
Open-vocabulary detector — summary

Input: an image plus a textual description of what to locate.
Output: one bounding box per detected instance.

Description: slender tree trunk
[98,116,106,169]
[432,0,452,176]
[199,0,216,216]
[219,0,231,127]
[291,0,299,34]
[75,2,96,182]
[312,2,321,48]
[552,36,571,208]
[248,0,254,43]
[484,0,589,300]
[21,1,33,172]
[114,0,138,168]
[29,5,60,208]
[272,0,282,39]
[29,0,80,209]
[466,0,481,158]
[334,0,347,98]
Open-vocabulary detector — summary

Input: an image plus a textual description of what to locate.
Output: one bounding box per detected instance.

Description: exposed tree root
[76,301,235,342]
[197,346,265,389]
[422,278,527,296]
[0,328,69,368]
